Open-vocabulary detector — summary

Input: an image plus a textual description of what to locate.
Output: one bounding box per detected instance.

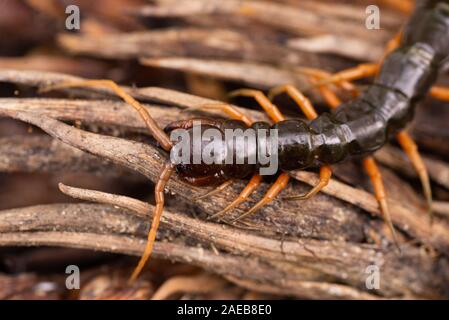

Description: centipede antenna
[207,174,262,221]
[194,180,234,201]
[39,79,173,151]
[396,131,433,223]
[129,162,174,283]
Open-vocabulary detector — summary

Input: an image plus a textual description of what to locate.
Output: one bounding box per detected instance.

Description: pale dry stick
[0,230,384,299]
[433,201,449,218]
[0,181,445,298]
[54,184,445,299]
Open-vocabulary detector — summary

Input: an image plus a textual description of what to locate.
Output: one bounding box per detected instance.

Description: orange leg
[307,32,401,89]
[232,172,290,222]
[375,31,403,79]
[229,89,285,123]
[396,131,433,220]
[312,63,379,87]
[129,162,175,283]
[208,174,262,221]
[268,84,318,119]
[194,180,235,201]
[380,31,402,63]
[312,78,343,109]
[283,165,332,200]
[429,86,449,101]
[39,79,172,151]
[300,32,400,95]
[363,157,400,251]
[185,103,253,126]
[299,68,354,105]
[296,67,358,97]
[379,0,414,14]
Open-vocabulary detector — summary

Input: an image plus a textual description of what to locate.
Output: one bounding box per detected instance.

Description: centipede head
[164,118,254,186]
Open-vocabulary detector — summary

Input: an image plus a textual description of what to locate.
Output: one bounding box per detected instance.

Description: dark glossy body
[167,0,449,184]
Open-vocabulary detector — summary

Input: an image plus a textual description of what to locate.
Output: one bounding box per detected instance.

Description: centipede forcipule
[38,0,449,282]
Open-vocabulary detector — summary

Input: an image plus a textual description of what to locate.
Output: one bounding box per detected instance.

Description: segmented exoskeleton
[40,0,449,282]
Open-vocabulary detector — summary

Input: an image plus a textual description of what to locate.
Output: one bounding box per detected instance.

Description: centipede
[39,0,449,282]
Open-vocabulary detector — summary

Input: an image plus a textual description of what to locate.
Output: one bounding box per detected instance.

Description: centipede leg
[184,103,253,126]
[317,28,401,86]
[283,165,332,200]
[232,172,290,222]
[208,174,262,221]
[379,31,403,63]
[303,32,400,91]
[194,179,235,201]
[311,63,379,88]
[268,84,318,119]
[379,0,414,14]
[39,79,172,151]
[129,162,175,283]
[396,131,433,221]
[429,86,449,101]
[363,157,400,251]
[311,77,343,109]
[297,67,358,96]
[229,89,285,122]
